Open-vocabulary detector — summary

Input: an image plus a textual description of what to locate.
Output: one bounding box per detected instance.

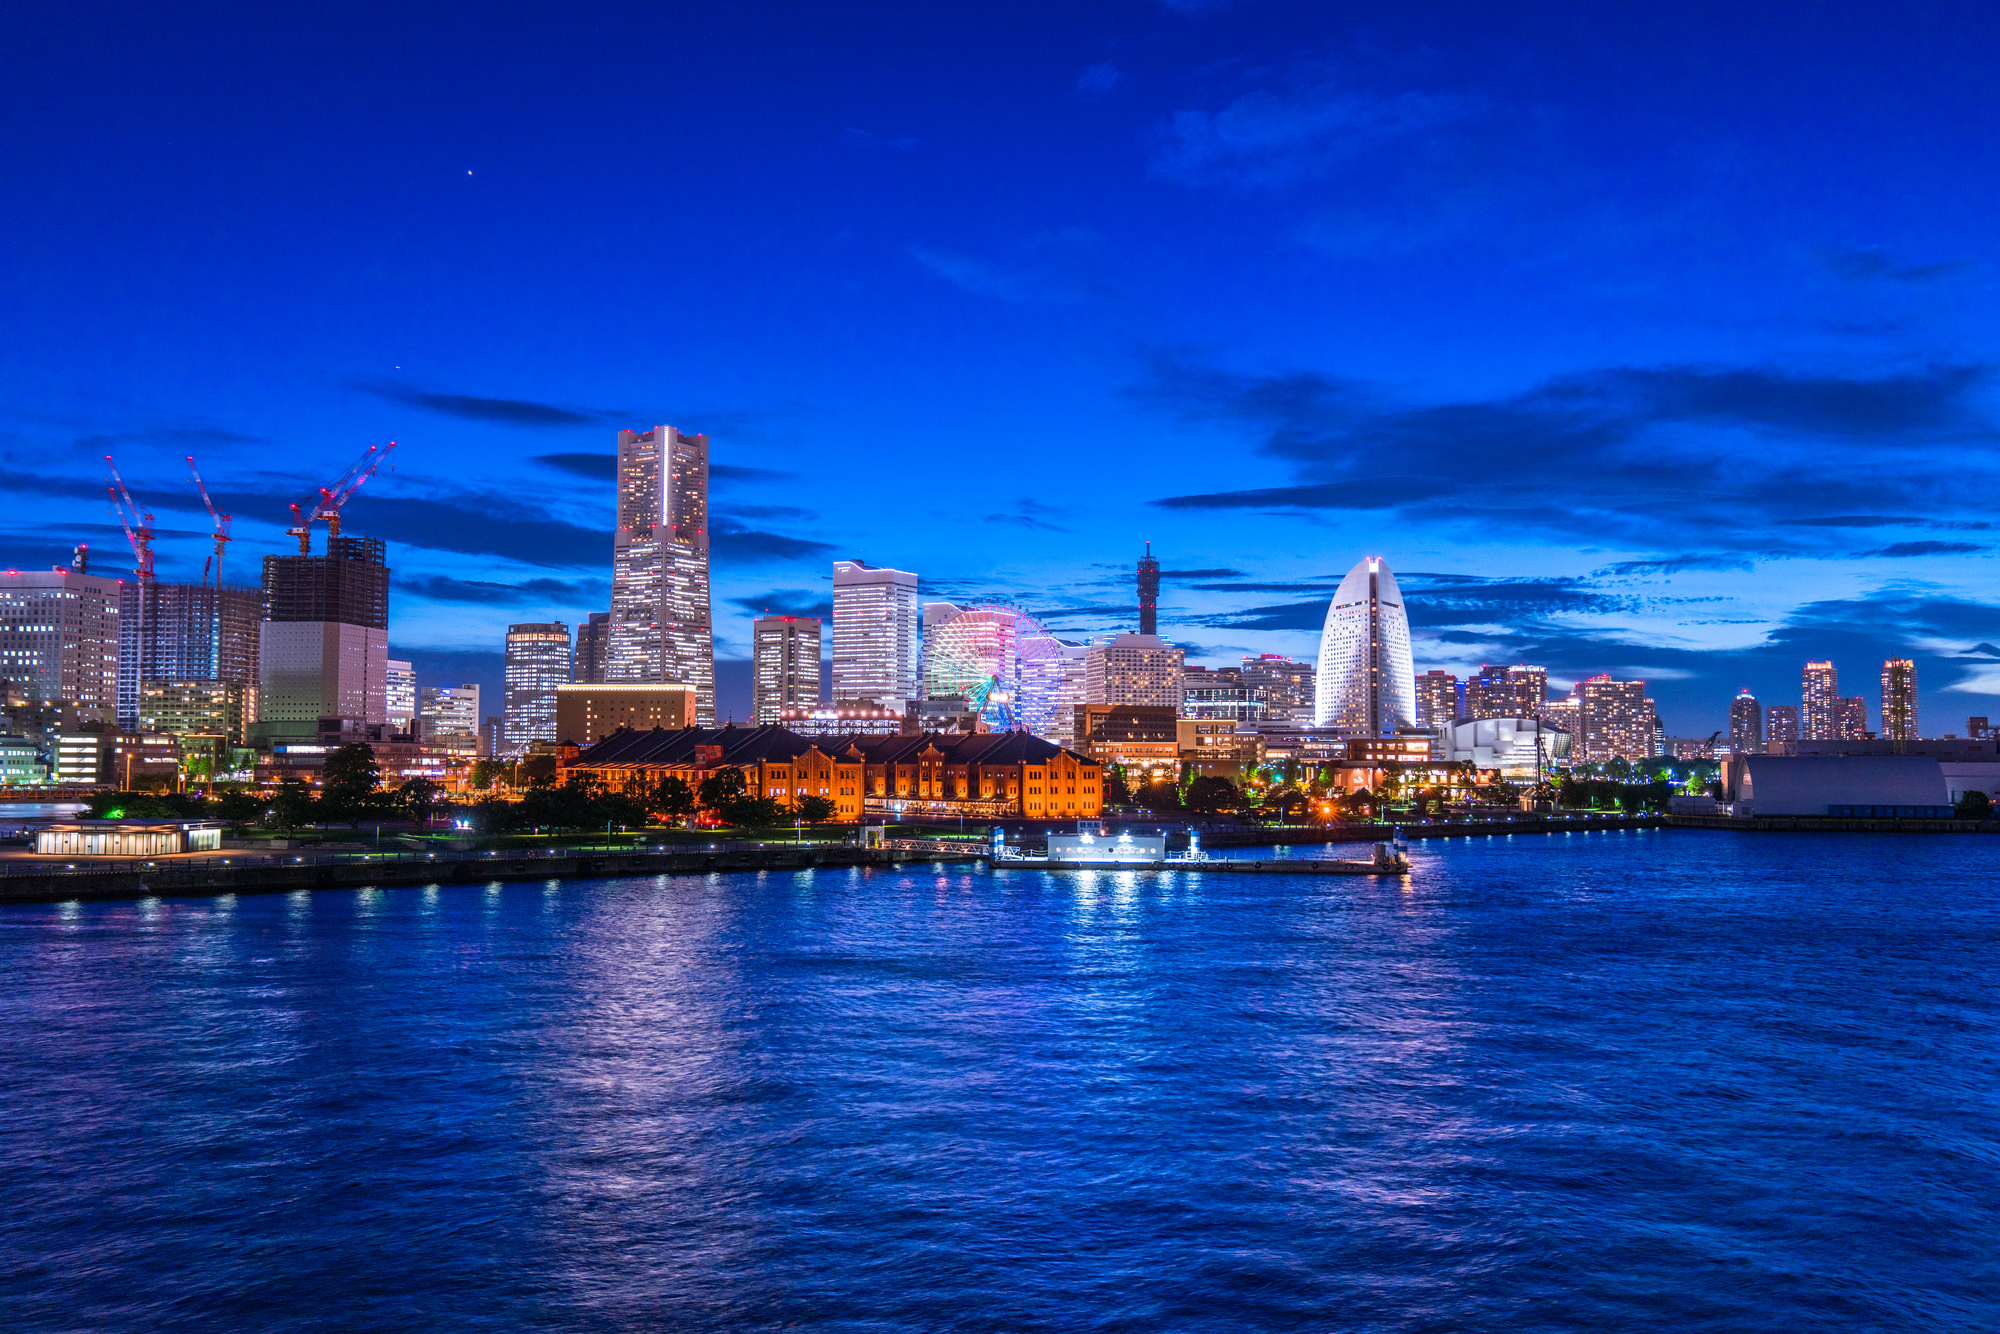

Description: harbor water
[3,828,1996,1331]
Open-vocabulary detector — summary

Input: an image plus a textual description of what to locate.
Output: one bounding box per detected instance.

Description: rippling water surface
[4,829,1998,1331]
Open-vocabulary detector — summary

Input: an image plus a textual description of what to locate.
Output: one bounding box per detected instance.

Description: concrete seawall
[1666,813,2000,834]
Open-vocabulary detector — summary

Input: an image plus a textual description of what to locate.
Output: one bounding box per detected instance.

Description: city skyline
[5,4,2000,733]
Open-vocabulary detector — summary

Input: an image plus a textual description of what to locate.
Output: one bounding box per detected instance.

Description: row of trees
[469,767,837,835]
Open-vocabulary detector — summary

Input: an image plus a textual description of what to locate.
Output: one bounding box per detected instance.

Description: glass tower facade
[608,426,714,726]
[1313,556,1415,736]
[1880,658,1918,741]
[831,561,920,709]
[1801,660,1839,740]
[753,616,821,724]
[504,621,572,753]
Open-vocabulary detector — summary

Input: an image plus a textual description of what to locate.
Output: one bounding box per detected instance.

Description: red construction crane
[186,456,231,589]
[104,456,154,582]
[285,441,397,554]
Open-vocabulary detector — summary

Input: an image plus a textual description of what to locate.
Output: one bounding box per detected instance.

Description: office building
[1837,695,1869,741]
[1137,542,1160,636]
[1881,658,1918,741]
[117,581,261,728]
[139,679,251,747]
[607,425,715,725]
[1728,689,1762,753]
[504,621,572,753]
[1801,660,1839,740]
[480,716,505,758]
[573,611,611,684]
[420,683,481,757]
[1052,643,1090,743]
[779,704,905,737]
[53,730,179,788]
[1314,556,1416,735]
[753,616,821,724]
[1414,671,1459,729]
[1072,704,1180,784]
[1086,634,1184,711]
[1180,665,1262,722]
[385,660,416,727]
[1242,654,1316,723]
[0,737,48,786]
[0,568,121,716]
[1572,674,1652,763]
[258,536,390,730]
[832,561,920,708]
[554,682,694,745]
[1767,704,1801,748]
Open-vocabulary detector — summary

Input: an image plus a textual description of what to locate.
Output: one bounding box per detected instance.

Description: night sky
[5,2,1998,733]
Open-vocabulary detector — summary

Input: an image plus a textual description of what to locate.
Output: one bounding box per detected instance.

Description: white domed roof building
[1314,555,1417,735]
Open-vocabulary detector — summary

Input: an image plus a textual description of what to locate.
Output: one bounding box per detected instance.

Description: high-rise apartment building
[0,569,120,716]
[1766,704,1801,747]
[608,426,714,726]
[1801,660,1839,740]
[1880,658,1918,741]
[1415,670,1460,729]
[1242,653,1316,723]
[1510,665,1549,714]
[420,684,481,756]
[1574,674,1652,762]
[1465,665,1515,720]
[1728,689,1762,753]
[831,561,920,708]
[1137,542,1160,637]
[1086,635,1185,710]
[504,622,572,754]
[753,616,821,724]
[117,581,261,728]
[385,659,416,727]
[573,612,611,684]
[1836,695,1869,740]
[258,536,390,731]
[1314,556,1415,735]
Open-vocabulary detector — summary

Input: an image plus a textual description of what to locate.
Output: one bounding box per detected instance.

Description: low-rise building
[1442,717,1567,779]
[1720,753,1955,816]
[1073,704,1178,784]
[1177,719,1263,779]
[554,683,694,745]
[52,730,180,788]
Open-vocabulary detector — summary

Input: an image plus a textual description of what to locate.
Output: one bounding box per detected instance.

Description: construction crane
[104,456,154,583]
[186,456,231,589]
[285,440,398,554]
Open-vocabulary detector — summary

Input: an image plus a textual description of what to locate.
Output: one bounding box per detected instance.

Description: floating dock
[994,842,1411,876]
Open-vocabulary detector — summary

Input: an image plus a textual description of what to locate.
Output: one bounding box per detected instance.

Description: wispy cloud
[1818,244,1967,284]
[983,499,1073,532]
[1076,63,1121,97]
[710,517,834,564]
[908,230,1104,305]
[1857,541,1988,558]
[727,589,832,620]
[398,575,604,605]
[352,379,618,427]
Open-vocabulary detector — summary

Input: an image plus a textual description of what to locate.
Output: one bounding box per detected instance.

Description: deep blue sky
[5,1,1999,732]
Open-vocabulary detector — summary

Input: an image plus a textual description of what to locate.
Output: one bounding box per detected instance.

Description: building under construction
[257,536,391,735]
[117,581,262,729]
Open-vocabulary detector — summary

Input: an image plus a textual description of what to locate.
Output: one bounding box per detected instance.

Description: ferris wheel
[920,603,1066,735]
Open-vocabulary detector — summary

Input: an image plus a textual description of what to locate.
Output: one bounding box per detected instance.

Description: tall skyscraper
[831,561,920,708]
[1137,542,1160,637]
[0,568,121,717]
[573,611,611,684]
[1801,660,1839,740]
[1465,664,1516,720]
[1415,670,1460,729]
[117,581,261,728]
[1836,695,1869,740]
[608,426,714,726]
[1085,634,1185,709]
[1766,704,1801,747]
[1880,658,1918,741]
[753,616,821,724]
[385,659,416,727]
[504,621,572,753]
[1573,674,1652,762]
[1314,556,1416,736]
[1728,689,1762,752]
[258,535,389,732]
[1510,665,1549,714]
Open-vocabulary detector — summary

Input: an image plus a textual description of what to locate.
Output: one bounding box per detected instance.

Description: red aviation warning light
[286,440,398,554]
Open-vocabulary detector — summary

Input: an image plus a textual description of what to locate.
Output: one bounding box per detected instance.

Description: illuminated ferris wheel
[920,603,1066,735]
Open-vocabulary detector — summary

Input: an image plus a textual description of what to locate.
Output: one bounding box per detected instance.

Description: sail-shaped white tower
[1313,555,1416,735]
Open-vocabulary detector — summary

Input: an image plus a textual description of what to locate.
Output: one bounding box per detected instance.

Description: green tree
[698,767,747,817]
[1184,776,1241,813]
[468,759,501,791]
[398,776,445,827]
[517,754,559,786]
[1957,790,1992,819]
[211,785,268,828]
[793,793,836,824]
[1134,780,1182,813]
[650,774,697,824]
[1102,767,1133,807]
[270,780,317,836]
[320,743,382,829]
[721,793,784,830]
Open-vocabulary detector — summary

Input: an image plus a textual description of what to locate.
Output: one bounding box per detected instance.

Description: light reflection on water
[1,830,1997,1332]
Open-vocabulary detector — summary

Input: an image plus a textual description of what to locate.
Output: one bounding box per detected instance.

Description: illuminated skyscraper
[573,611,611,684]
[1574,674,1652,762]
[1728,688,1762,753]
[504,621,572,753]
[385,659,415,727]
[420,683,480,756]
[0,568,121,716]
[608,426,714,726]
[1137,542,1160,636]
[753,616,821,724]
[1766,704,1800,747]
[1801,660,1839,740]
[1243,653,1316,723]
[258,535,389,730]
[1313,556,1415,736]
[118,580,261,728]
[1880,658,1918,741]
[1085,634,1184,709]
[1415,670,1460,729]
[832,561,920,708]
[1510,665,1549,713]
[1836,695,1869,740]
